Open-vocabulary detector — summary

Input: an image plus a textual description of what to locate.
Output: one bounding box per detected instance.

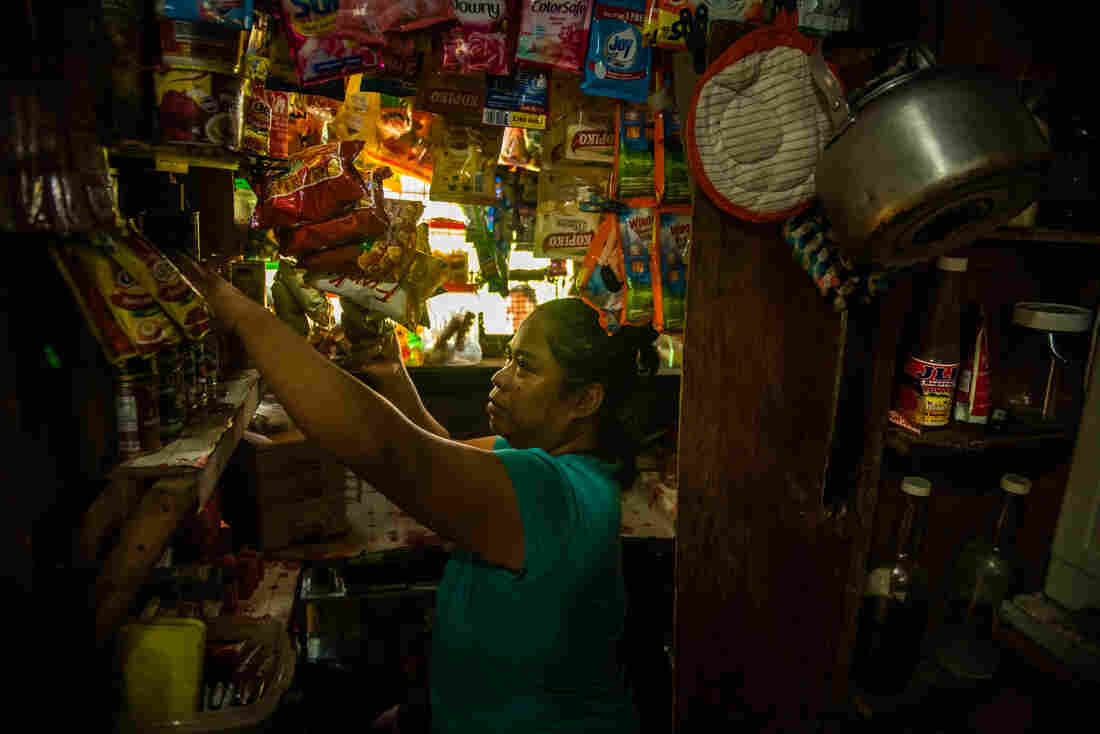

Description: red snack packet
[254,140,369,230]
[280,166,390,255]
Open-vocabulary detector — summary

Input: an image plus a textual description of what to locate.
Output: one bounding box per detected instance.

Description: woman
[183,260,653,733]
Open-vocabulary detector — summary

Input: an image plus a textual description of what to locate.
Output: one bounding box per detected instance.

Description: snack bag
[280,2,387,86]
[254,141,369,230]
[619,207,655,326]
[342,90,436,182]
[516,0,595,73]
[535,165,611,258]
[159,19,246,75]
[654,66,691,205]
[429,121,505,205]
[651,208,691,332]
[443,0,516,76]
[154,70,245,147]
[241,79,273,156]
[50,244,138,365]
[307,246,447,330]
[582,0,652,103]
[577,213,624,334]
[614,101,656,203]
[278,167,391,256]
[72,246,182,356]
[157,0,255,29]
[97,225,212,340]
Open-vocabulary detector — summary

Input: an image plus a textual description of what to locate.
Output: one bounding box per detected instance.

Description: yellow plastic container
[117,618,207,722]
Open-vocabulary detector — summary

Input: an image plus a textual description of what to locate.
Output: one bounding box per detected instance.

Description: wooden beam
[675,25,851,721]
[93,477,197,648]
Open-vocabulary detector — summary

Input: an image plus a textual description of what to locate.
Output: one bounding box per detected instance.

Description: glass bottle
[936,473,1031,680]
[850,476,934,695]
[893,257,967,431]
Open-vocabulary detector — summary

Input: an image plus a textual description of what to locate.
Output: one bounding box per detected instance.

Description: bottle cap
[1001,473,1032,495]
[936,256,969,272]
[1012,302,1093,334]
[902,476,932,497]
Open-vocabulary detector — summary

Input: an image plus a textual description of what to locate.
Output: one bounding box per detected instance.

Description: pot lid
[1012,302,1093,333]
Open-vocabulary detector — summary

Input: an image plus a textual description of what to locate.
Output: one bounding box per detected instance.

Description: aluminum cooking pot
[810,46,1051,266]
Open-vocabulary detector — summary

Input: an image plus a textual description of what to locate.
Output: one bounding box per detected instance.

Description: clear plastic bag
[424,292,482,366]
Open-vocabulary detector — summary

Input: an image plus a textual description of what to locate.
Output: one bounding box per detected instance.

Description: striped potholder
[686,9,833,223]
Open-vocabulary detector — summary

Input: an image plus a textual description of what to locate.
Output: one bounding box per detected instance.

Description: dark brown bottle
[894,256,967,430]
[851,477,934,695]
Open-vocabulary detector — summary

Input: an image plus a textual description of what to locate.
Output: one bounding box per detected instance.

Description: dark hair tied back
[535,298,660,487]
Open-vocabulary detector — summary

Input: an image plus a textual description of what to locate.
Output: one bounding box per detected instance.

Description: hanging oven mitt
[685,7,839,222]
[784,201,897,312]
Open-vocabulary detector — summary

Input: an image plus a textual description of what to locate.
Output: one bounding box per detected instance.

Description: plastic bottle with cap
[892,257,967,432]
[850,476,934,695]
[937,473,1033,681]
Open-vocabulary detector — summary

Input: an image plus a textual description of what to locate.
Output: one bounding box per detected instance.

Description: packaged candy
[443,0,516,76]
[154,70,245,148]
[516,0,595,73]
[483,68,550,129]
[96,225,212,340]
[242,9,272,80]
[643,0,703,50]
[157,0,254,29]
[619,207,655,326]
[73,246,182,356]
[577,213,624,334]
[654,66,691,205]
[535,165,611,258]
[651,208,691,333]
[50,244,138,365]
[159,19,246,75]
[254,141,369,230]
[429,121,505,205]
[614,101,655,203]
[582,0,652,103]
[359,219,428,285]
[278,167,391,256]
[709,0,771,22]
[299,243,377,275]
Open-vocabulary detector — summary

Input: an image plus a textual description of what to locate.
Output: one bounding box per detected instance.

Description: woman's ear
[571,382,605,421]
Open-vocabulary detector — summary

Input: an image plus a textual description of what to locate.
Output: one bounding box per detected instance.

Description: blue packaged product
[581,0,652,103]
[157,0,254,29]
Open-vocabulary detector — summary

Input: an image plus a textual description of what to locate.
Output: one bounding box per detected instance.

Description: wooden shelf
[885,422,1070,456]
[79,369,262,648]
[108,142,244,172]
[984,228,1100,245]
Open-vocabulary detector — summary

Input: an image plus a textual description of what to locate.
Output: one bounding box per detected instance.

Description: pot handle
[809,41,854,138]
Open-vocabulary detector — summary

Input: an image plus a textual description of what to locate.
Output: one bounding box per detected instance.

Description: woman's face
[487,310,578,450]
